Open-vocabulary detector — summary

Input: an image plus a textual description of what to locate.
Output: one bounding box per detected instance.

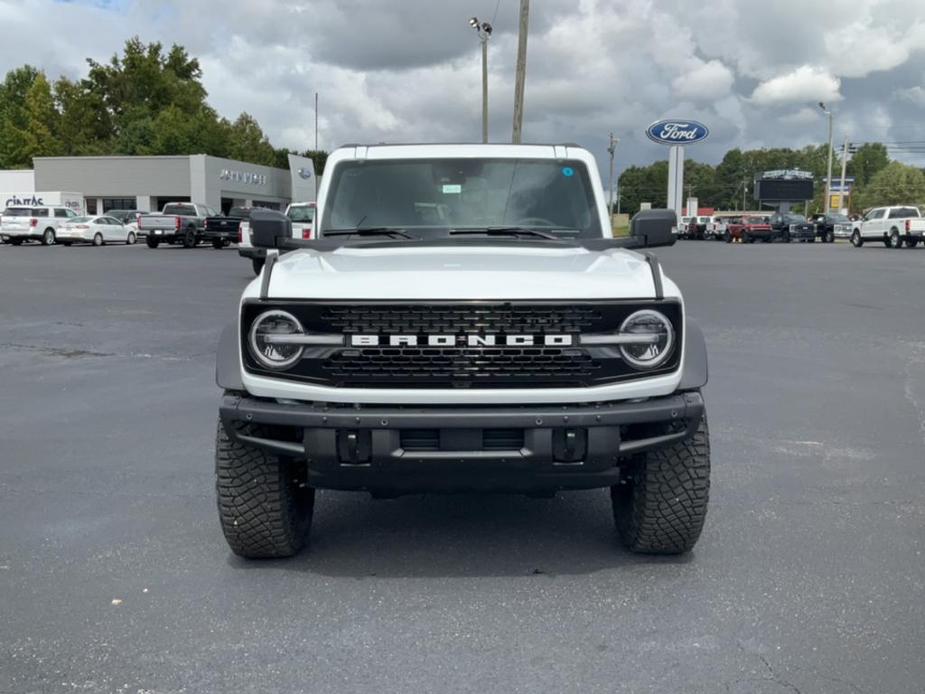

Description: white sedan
[57,216,138,246]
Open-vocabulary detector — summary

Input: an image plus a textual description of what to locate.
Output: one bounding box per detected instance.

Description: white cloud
[750,66,842,106]
[673,60,734,101]
[894,86,925,106]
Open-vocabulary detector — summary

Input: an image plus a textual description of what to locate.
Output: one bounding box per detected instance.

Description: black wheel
[212,239,225,249]
[907,238,919,248]
[92,232,104,246]
[743,233,752,244]
[215,417,315,559]
[890,229,901,249]
[146,237,160,249]
[41,228,55,246]
[252,257,265,275]
[782,231,791,243]
[9,238,22,246]
[183,227,196,248]
[126,231,136,245]
[724,230,732,244]
[612,415,710,554]
[851,230,863,247]
[825,230,834,243]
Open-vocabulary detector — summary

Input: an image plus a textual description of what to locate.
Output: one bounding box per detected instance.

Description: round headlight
[618,309,675,369]
[248,310,304,370]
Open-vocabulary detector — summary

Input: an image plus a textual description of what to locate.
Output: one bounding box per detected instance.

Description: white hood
[248,244,678,301]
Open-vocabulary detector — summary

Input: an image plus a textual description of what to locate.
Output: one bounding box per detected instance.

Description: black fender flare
[679,319,709,390]
[216,322,244,392]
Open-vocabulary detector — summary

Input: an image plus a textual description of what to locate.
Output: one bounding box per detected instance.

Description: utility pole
[469,17,493,143]
[838,135,849,213]
[607,134,618,214]
[819,102,834,213]
[511,0,530,144]
[742,180,747,211]
[314,92,319,151]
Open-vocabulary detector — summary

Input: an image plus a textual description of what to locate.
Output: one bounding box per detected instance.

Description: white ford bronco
[215,144,710,558]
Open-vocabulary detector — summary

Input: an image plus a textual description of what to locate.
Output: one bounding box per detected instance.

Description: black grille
[325,346,598,386]
[322,305,601,335]
[241,300,683,389]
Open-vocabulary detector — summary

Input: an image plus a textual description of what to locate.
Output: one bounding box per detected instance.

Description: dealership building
[0,153,316,215]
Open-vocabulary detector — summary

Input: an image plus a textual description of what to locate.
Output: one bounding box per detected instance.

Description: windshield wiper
[323,227,414,239]
[449,227,563,240]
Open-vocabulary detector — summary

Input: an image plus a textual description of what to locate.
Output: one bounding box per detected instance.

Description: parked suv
[215,143,711,559]
[726,215,772,243]
[769,212,815,242]
[0,205,78,245]
[850,206,925,248]
[810,213,850,243]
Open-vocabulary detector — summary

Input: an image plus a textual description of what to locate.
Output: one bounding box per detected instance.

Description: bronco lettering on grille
[350,334,574,347]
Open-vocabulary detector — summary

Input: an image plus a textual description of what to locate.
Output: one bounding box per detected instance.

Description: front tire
[612,416,710,554]
[851,230,863,247]
[126,231,136,245]
[889,229,901,249]
[42,228,55,246]
[215,418,315,559]
[825,230,834,243]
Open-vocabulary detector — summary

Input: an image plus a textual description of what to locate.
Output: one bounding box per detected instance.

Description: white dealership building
[0,153,316,215]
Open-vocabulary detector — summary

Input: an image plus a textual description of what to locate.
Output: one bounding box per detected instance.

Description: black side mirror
[630,209,677,248]
[249,209,291,249]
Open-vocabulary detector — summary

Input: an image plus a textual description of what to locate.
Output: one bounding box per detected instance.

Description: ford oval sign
[646,119,710,145]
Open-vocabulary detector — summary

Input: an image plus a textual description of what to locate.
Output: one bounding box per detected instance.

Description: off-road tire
[252,257,265,275]
[611,416,710,554]
[215,418,314,558]
[890,229,901,249]
[146,237,160,249]
[851,230,863,247]
[41,228,55,245]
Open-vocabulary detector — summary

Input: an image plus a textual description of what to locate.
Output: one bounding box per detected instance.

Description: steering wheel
[512,216,557,228]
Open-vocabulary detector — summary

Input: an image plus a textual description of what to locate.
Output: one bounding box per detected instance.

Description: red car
[725,215,772,243]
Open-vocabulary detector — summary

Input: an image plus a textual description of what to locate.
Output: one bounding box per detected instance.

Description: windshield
[745,216,765,224]
[228,207,250,218]
[288,206,315,223]
[69,217,90,223]
[829,214,849,222]
[320,158,602,238]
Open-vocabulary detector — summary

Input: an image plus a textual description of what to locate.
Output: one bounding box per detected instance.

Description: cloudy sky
[2,0,925,174]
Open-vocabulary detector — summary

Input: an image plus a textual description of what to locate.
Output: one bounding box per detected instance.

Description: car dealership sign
[645,119,710,145]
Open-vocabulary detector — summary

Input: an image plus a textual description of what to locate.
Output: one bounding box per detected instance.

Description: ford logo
[297,167,313,180]
[646,119,710,145]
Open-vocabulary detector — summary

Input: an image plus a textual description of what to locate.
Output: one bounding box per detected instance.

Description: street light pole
[469,17,493,143]
[839,135,849,213]
[819,102,834,213]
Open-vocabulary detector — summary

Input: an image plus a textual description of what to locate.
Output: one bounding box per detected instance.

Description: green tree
[0,65,40,168]
[20,73,62,160]
[855,161,925,209]
[848,143,889,188]
[226,113,277,166]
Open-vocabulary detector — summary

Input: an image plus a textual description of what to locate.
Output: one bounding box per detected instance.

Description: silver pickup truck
[138,202,217,248]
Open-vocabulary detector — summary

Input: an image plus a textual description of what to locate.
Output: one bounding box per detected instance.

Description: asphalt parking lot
[1,240,923,693]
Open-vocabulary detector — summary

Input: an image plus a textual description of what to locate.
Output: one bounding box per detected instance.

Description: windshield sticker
[442,184,462,194]
[562,167,574,177]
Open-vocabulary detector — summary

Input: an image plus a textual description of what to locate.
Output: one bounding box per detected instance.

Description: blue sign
[646,119,710,145]
[297,167,313,180]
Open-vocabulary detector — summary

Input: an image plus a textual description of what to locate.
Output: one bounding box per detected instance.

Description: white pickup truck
[850,205,925,249]
[214,143,711,560]
[238,201,315,275]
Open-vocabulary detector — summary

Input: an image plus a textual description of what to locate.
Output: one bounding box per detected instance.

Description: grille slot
[483,429,524,450]
[322,305,601,334]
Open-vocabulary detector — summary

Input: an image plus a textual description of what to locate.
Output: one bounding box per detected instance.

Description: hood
[257,243,673,301]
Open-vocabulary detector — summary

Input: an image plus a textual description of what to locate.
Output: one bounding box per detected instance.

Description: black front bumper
[237,247,265,260]
[219,391,705,493]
